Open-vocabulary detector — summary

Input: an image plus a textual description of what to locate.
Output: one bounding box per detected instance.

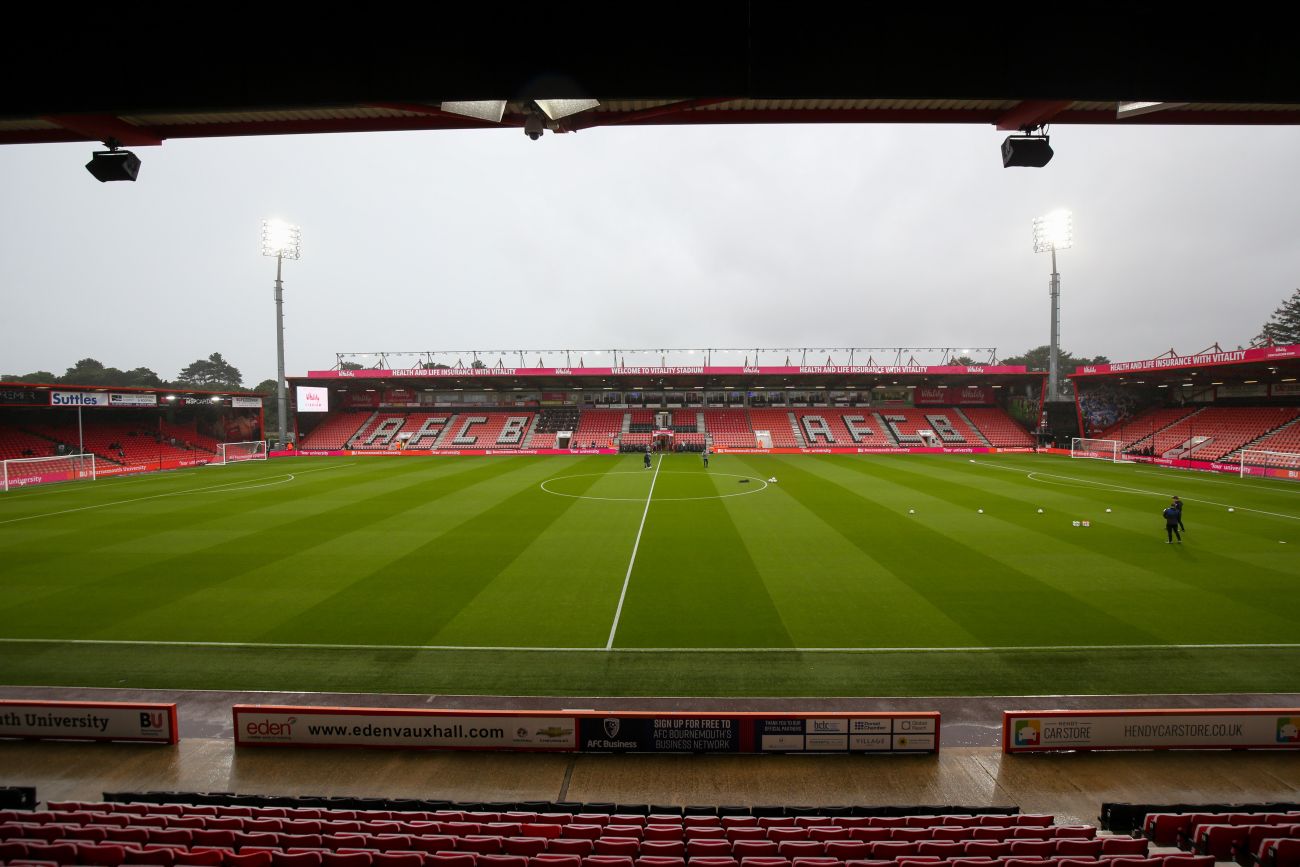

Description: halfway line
[606,453,662,649]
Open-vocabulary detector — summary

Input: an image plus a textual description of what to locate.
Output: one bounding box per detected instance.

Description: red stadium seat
[639,843,685,858]
[550,841,595,857]
[594,841,641,857]
[686,842,731,858]
[273,853,324,867]
[731,844,779,859]
[530,856,582,867]
[504,840,549,857]
[225,854,275,867]
[584,857,635,867]
[426,856,477,867]
[477,856,528,867]
[635,858,685,867]
[320,854,373,867]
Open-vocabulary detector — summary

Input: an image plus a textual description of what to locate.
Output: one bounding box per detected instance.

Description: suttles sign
[232,396,263,408]
[50,391,109,407]
[0,700,177,744]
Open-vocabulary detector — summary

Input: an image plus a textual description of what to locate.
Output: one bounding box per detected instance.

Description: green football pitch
[1,453,1297,697]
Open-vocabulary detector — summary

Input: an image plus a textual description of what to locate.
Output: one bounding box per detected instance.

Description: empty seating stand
[0,798,1201,867]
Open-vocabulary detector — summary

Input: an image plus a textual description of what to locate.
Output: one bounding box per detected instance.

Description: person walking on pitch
[1163,504,1182,543]
[644,446,652,469]
[702,445,710,469]
[1172,496,1185,532]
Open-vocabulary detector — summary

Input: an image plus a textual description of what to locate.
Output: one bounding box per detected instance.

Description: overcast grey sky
[2,122,1297,385]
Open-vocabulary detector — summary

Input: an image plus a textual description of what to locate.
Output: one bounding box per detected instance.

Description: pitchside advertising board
[0,700,177,744]
[1004,709,1300,753]
[234,706,940,754]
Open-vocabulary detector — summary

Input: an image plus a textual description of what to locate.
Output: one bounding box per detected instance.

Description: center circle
[540,470,770,502]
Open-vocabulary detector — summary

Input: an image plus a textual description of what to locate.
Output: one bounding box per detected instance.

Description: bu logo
[140,712,164,730]
[603,718,620,738]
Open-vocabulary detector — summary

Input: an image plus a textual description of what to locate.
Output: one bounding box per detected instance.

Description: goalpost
[214,440,269,466]
[1239,448,1300,478]
[1070,437,1121,462]
[1,454,96,492]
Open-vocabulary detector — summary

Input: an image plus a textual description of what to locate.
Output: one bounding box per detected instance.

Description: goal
[214,440,268,465]
[1070,437,1121,462]
[1,454,96,492]
[1239,448,1300,478]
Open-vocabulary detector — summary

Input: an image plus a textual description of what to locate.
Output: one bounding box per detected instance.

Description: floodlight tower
[1033,210,1073,400]
[261,219,301,447]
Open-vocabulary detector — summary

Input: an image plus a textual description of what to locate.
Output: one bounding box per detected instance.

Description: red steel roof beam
[994,99,1073,131]
[40,114,164,146]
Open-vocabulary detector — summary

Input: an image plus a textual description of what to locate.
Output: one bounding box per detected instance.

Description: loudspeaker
[1001,135,1054,167]
[86,149,142,181]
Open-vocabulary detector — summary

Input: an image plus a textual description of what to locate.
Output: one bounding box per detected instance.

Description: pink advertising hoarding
[305,364,1029,380]
[1073,344,1300,376]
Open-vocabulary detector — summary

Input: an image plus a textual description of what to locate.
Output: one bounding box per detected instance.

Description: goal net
[1,454,96,492]
[1239,448,1300,478]
[1070,437,1121,462]
[215,440,268,465]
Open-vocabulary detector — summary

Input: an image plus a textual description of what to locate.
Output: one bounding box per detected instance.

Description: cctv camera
[524,114,545,141]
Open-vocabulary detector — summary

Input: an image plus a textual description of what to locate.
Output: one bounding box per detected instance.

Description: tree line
[5,353,275,395]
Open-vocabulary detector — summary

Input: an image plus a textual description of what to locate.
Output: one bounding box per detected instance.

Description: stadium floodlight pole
[1033,210,1073,400]
[261,219,301,448]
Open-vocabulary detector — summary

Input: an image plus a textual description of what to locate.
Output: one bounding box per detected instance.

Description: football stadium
[2,10,1299,867]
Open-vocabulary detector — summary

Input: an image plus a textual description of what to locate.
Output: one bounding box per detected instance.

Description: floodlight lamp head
[1001,133,1054,168]
[1033,210,1073,253]
[261,219,301,259]
[523,111,546,141]
[85,139,141,182]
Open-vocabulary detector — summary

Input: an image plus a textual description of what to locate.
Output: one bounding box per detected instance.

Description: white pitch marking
[0,471,201,501]
[0,637,1295,654]
[0,463,356,527]
[1134,468,1300,494]
[606,454,662,650]
[541,470,767,502]
[970,460,1300,522]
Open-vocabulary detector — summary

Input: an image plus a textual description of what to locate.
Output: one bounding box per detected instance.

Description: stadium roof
[5,9,1300,147]
[1069,344,1300,389]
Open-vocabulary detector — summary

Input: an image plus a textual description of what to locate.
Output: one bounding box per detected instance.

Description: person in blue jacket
[1163,504,1182,543]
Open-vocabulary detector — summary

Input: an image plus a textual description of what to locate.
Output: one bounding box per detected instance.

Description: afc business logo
[139,711,166,735]
[603,718,621,738]
[1014,719,1041,746]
